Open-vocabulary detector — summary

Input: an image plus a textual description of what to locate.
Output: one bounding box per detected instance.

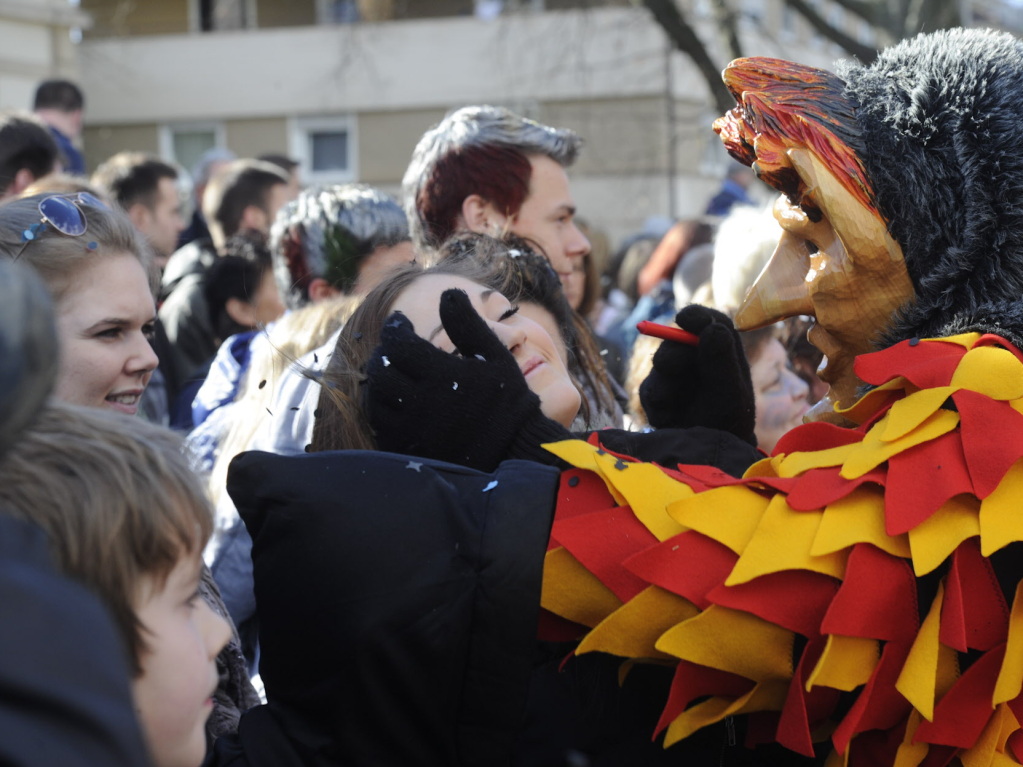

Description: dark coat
[208,450,561,767]
[0,516,150,767]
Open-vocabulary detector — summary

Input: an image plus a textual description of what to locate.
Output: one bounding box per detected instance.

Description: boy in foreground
[0,402,231,767]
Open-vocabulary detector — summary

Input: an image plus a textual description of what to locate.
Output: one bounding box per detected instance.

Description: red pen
[636,320,699,346]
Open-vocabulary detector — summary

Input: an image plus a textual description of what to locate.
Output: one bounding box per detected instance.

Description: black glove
[638,304,757,446]
[366,289,572,472]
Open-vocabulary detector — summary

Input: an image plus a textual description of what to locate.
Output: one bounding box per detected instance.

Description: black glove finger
[649,333,700,379]
[696,322,744,374]
[674,304,733,336]
[439,289,517,369]
[366,350,421,409]
[696,322,756,442]
[375,311,452,378]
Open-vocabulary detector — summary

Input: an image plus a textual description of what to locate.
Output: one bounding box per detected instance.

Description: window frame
[158,121,228,178]
[287,114,359,185]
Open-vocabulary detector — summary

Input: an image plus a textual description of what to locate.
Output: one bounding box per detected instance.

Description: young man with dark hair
[403,105,591,282]
[0,111,59,199]
[92,152,186,267]
[158,159,291,406]
[257,153,301,201]
[32,79,85,175]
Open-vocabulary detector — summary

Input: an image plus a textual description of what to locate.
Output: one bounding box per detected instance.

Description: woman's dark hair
[203,231,274,342]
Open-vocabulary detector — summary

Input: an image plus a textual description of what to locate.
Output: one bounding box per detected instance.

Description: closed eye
[499,305,520,322]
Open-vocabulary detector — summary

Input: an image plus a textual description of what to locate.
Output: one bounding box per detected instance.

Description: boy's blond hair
[0,402,213,672]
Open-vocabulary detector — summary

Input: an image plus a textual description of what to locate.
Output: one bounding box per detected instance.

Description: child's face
[132,550,231,767]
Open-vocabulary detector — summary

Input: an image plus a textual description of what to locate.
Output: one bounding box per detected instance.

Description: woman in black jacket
[221,236,763,767]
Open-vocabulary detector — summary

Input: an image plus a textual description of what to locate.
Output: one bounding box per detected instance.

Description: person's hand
[638,304,756,445]
[366,289,570,472]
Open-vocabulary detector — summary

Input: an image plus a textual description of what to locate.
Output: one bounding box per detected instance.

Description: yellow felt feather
[576,585,698,660]
[667,485,768,555]
[950,346,1023,400]
[993,581,1023,705]
[540,547,621,628]
[895,583,958,721]
[979,460,1023,557]
[596,460,690,542]
[726,495,846,586]
[841,408,959,480]
[811,486,911,558]
[655,604,794,682]
[661,680,790,748]
[906,495,981,576]
[806,634,879,692]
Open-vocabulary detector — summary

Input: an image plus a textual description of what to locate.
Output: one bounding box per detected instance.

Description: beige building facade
[76,0,850,243]
[0,0,89,111]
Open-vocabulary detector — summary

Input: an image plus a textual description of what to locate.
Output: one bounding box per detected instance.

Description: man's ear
[240,204,268,234]
[9,168,37,196]
[460,195,508,236]
[224,296,256,329]
[127,202,151,233]
[308,277,341,303]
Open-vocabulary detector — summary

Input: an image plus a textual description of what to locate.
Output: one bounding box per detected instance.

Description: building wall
[255,0,317,28]
[83,124,161,170]
[78,8,675,122]
[357,107,447,184]
[82,0,189,37]
[225,115,290,157]
[543,96,669,176]
[0,2,89,110]
[75,3,846,241]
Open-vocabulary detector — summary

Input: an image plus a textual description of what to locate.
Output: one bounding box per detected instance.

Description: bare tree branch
[781,0,880,61]
[908,0,966,32]
[710,0,743,61]
[827,0,897,32]
[641,0,976,128]
[640,0,735,114]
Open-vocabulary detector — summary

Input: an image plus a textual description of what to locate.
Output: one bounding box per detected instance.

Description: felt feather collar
[541,332,1023,766]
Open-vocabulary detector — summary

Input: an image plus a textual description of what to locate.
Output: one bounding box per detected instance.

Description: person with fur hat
[537,27,1023,766]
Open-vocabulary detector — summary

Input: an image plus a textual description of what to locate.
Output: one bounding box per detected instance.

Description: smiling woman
[0,192,159,416]
[310,251,584,465]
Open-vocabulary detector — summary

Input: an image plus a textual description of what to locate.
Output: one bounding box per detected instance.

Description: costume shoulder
[541,333,1023,766]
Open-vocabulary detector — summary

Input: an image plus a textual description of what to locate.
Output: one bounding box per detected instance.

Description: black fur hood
[838,29,1023,348]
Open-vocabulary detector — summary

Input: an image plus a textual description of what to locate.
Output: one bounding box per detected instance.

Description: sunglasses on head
[15,192,107,260]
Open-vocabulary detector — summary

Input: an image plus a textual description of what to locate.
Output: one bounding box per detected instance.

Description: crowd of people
[3,25,1023,767]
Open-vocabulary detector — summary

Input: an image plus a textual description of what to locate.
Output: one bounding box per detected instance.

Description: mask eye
[805,240,819,255]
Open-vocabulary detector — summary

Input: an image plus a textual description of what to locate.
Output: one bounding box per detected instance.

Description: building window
[194,0,255,31]
[289,116,357,183]
[159,122,227,179]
